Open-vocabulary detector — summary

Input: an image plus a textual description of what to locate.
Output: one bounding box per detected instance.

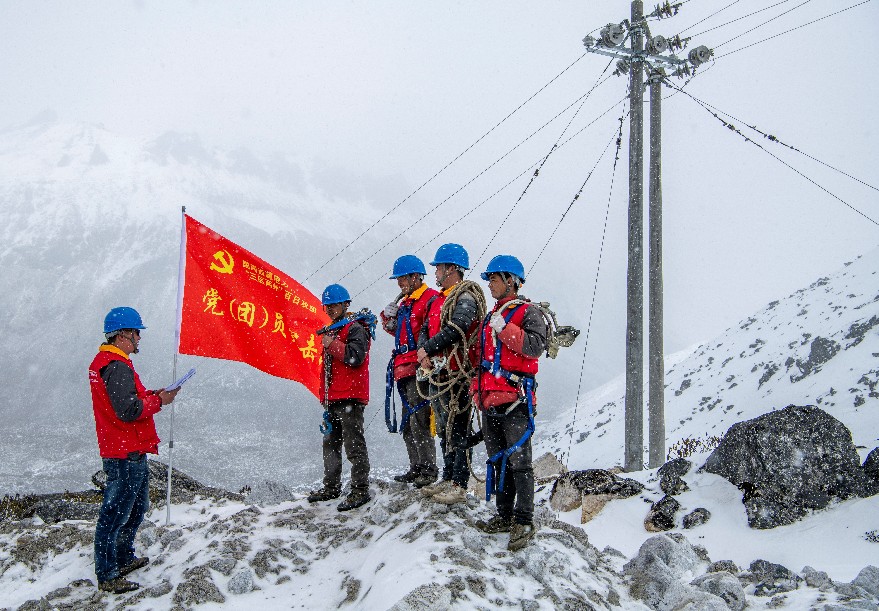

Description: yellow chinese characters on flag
[178,215,330,397]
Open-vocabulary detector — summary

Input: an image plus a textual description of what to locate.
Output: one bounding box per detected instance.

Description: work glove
[455,430,484,450]
[383,302,399,319]
[489,312,507,333]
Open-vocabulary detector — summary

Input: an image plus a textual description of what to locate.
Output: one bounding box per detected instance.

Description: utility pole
[581,2,713,471]
[625,0,646,474]
[648,67,664,469]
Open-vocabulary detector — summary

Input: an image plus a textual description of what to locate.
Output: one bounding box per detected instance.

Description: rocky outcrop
[2,460,243,525]
[701,405,870,528]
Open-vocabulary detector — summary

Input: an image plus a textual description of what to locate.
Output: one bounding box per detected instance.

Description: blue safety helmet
[104,307,146,334]
[480,255,526,282]
[321,283,351,306]
[389,254,426,279]
[429,243,469,270]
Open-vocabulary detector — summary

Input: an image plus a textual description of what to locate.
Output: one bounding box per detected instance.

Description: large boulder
[701,405,869,528]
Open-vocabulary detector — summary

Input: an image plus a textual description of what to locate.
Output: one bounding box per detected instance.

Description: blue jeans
[94,456,149,582]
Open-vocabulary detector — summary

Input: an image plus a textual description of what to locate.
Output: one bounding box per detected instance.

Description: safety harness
[318,309,377,436]
[482,304,537,502]
[384,301,431,433]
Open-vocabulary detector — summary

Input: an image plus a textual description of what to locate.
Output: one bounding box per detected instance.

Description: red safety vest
[473,301,539,409]
[391,285,440,380]
[322,321,371,404]
[89,348,162,458]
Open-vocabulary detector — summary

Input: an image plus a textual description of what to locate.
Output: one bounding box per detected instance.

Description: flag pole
[166,205,186,526]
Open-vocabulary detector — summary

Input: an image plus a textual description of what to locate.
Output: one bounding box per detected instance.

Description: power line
[335,73,616,285]
[677,0,744,35]
[303,52,591,282]
[715,0,814,48]
[469,57,615,273]
[563,106,627,469]
[715,0,873,58]
[529,118,623,275]
[665,78,879,227]
[671,89,879,193]
[689,0,797,38]
[350,96,628,298]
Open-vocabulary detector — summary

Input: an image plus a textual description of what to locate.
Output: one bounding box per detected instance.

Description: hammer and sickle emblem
[210,250,234,274]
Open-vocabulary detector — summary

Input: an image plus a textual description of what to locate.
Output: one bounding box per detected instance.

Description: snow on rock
[701,404,870,528]
[0,479,643,610]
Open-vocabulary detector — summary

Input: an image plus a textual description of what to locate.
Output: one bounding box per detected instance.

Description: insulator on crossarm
[647,35,668,55]
[688,45,712,67]
[582,35,596,48]
[600,23,626,47]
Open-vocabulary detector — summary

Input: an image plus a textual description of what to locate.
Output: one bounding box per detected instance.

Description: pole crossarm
[581,39,689,71]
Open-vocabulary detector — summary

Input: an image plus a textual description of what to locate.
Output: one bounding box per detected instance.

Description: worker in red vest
[381,255,441,488]
[89,307,179,594]
[416,243,484,504]
[308,284,372,511]
[471,256,547,551]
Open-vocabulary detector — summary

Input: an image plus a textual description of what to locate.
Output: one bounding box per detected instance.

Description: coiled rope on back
[417,280,488,481]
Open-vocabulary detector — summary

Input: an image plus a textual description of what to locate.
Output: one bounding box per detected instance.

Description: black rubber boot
[119,557,149,578]
[337,488,371,511]
[98,578,140,594]
[392,470,418,483]
[307,487,341,503]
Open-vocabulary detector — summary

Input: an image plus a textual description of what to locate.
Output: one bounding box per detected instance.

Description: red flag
[178,215,330,397]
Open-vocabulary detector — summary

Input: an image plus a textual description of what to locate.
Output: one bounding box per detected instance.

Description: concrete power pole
[581,3,713,472]
[648,68,665,469]
[624,0,646,473]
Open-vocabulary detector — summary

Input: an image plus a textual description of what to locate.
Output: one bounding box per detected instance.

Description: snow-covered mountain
[0,115,423,495]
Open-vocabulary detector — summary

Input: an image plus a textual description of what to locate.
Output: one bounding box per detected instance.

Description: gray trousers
[399,376,437,477]
[431,378,472,488]
[483,403,534,525]
[322,401,370,491]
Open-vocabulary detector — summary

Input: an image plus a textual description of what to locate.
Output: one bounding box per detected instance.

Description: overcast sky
[2,0,878,376]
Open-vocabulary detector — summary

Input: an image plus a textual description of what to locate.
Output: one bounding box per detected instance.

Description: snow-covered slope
[540,246,879,469]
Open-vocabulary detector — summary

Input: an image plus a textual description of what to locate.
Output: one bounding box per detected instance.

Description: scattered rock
[624,533,703,608]
[682,508,711,529]
[702,404,870,528]
[791,336,840,381]
[228,567,254,595]
[549,469,643,512]
[690,571,746,611]
[390,583,453,611]
[748,559,801,596]
[533,452,567,483]
[802,565,833,590]
[368,502,391,526]
[245,480,294,506]
[580,493,614,524]
[208,557,236,576]
[173,565,226,606]
[708,560,739,574]
[658,458,692,496]
[644,495,680,532]
[851,565,879,599]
